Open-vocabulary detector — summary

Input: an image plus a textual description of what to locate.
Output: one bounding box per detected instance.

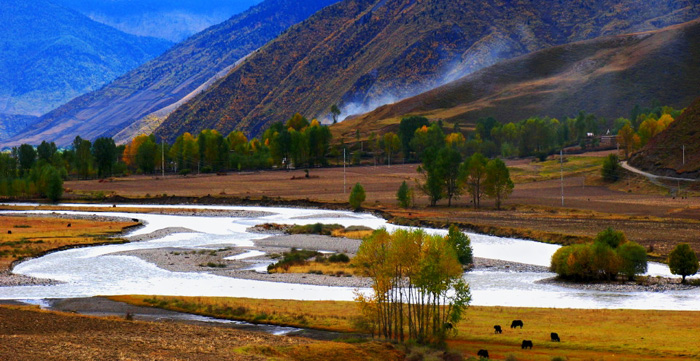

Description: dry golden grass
[509,156,605,184]
[283,261,358,276]
[331,228,374,239]
[0,216,137,270]
[111,296,700,360]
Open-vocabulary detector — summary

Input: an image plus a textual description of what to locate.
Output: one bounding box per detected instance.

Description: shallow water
[1,204,697,310]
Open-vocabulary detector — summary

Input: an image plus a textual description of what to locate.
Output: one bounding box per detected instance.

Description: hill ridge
[335,18,700,140]
[1,0,338,147]
[155,0,700,141]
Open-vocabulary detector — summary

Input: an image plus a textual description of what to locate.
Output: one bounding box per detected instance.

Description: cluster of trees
[357,104,682,169]
[551,228,647,281]
[0,141,79,201]
[616,106,681,159]
[393,118,514,208]
[130,113,333,175]
[354,227,472,345]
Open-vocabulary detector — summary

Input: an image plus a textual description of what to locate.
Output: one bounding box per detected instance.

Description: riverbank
[537,275,698,292]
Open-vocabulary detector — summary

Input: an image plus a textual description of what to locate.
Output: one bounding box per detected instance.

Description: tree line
[0,113,333,200]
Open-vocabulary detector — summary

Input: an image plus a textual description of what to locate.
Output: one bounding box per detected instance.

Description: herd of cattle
[476,320,560,359]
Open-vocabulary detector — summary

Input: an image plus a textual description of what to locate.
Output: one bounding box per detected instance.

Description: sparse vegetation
[267,248,320,272]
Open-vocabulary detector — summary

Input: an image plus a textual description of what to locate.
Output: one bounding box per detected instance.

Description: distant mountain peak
[0,0,172,117]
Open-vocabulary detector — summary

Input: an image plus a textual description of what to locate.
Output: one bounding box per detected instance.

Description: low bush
[328,253,350,263]
[267,248,320,272]
[550,228,647,281]
[287,223,344,235]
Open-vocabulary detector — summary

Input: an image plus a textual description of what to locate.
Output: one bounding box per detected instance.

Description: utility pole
[161,137,165,178]
[683,144,685,165]
[560,149,564,207]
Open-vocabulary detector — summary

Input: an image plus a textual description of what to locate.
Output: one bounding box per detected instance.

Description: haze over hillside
[52,0,263,42]
[630,96,700,177]
[1,0,339,148]
[0,0,171,119]
[340,19,700,139]
[156,0,700,142]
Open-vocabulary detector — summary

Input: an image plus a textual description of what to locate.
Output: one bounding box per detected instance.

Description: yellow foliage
[122,134,149,167]
[445,132,466,147]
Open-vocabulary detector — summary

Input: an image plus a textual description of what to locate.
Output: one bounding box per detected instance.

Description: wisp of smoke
[329,28,518,124]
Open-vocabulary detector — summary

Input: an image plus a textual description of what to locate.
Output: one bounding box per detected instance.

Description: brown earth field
[0,305,402,361]
[60,154,700,260]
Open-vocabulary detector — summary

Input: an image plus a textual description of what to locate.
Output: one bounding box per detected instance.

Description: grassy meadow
[0,216,138,270]
[111,295,700,360]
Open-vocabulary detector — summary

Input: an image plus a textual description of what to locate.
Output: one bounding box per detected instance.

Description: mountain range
[0,0,172,120]
[154,0,700,142]
[1,0,339,147]
[336,18,700,139]
[51,0,263,42]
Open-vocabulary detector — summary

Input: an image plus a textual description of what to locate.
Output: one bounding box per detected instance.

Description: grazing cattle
[477,349,489,359]
[510,320,524,329]
[494,325,502,334]
[7,230,11,234]
[443,322,453,330]
[67,223,71,227]
[551,332,560,342]
[521,340,533,349]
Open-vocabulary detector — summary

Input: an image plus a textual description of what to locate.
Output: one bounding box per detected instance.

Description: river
[1,203,698,310]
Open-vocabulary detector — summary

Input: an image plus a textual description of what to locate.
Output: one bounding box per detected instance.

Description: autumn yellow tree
[355,228,471,344]
[123,135,149,172]
[616,124,639,159]
[445,132,466,148]
[383,132,401,166]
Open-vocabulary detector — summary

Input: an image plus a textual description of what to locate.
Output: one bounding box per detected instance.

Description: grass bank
[0,216,138,270]
[111,295,700,360]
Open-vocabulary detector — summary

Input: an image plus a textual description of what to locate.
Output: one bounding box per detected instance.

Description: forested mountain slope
[2,0,338,147]
[0,0,172,117]
[156,0,700,141]
[338,19,700,139]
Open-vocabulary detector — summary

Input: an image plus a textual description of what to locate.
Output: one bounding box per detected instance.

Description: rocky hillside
[0,114,39,142]
[155,0,700,141]
[0,0,172,117]
[2,0,338,147]
[629,96,700,177]
[339,19,700,139]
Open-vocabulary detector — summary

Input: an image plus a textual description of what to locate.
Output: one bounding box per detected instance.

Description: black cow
[67,223,71,227]
[7,230,11,234]
[551,332,560,342]
[521,340,533,349]
[443,322,453,330]
[494,325,502,334]
[510,320,524,329]
[477,349,489,359]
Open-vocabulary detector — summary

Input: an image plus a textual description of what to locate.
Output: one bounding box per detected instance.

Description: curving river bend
[1,204,698,310]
